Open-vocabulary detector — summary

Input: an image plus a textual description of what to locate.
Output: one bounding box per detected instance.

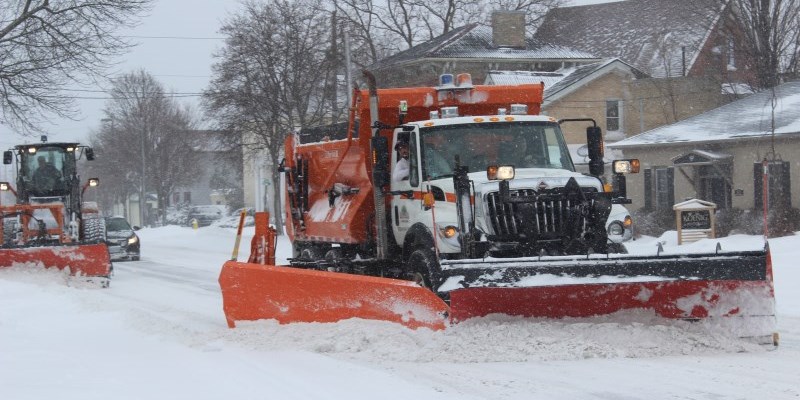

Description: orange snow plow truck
[220,72,777,343]
[1,137,111,286]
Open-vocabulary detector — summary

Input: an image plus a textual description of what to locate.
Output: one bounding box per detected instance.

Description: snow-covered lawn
[1,226,798,399]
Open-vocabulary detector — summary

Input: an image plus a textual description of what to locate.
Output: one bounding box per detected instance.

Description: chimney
[492,11,526,49]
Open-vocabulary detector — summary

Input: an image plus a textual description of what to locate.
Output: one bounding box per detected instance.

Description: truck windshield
[419,121,575,180]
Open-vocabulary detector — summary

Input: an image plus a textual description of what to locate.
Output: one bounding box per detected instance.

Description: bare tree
[704,0,800,89]
[203,0,338,232]
[0,0,151,133]
[333,0,564,63]
[90,70,200,226]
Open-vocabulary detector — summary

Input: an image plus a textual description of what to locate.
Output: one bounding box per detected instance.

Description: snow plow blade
[440,248,776,340]
[219,260,450,330]
[0,243,112,279]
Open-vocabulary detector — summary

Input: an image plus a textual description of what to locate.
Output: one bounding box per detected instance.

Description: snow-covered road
[2,226,799,399]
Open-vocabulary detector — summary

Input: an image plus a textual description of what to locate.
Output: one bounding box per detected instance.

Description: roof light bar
[510,104,528,115]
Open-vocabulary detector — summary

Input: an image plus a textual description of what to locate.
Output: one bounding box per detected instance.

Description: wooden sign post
[673,199,717,245]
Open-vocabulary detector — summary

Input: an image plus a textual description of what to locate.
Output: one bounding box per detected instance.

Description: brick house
[534,0,755,87]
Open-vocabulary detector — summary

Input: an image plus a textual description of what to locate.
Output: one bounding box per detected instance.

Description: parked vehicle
[105,216,140,261]
[607,204,633,243]
[187,205,226,227]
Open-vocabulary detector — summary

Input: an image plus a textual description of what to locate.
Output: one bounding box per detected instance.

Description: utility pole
[140,128,146,228]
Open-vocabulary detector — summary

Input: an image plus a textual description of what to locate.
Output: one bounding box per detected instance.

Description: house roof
[484,59,648,103]
[370,23,597,71]
[543,58,648,104]
[610,80,800,148]
[533,0,723,78]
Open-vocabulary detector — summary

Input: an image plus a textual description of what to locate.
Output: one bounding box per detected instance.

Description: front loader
[1,137,111,286]
[219,72,776,344]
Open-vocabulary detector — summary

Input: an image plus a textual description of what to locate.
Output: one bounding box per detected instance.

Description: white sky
[0,0,618,152]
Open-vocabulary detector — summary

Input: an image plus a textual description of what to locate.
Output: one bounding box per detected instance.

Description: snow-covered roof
[610,80,800,149]
[543,59,648,105]
[484,59,648,105]
[370,23,598,71]
[534,0,722,78]
[484,70,568,88]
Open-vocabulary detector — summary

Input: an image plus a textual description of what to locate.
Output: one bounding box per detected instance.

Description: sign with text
[681,210,711,230]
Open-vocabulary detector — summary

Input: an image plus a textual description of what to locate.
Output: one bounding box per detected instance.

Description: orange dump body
[283,83,544,244]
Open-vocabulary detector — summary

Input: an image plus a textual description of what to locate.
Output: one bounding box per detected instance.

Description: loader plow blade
[441,249,776,339]
[219,261,450,330]
[0,243,112,278]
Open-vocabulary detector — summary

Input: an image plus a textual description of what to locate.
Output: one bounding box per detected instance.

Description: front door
[390,131,420,246]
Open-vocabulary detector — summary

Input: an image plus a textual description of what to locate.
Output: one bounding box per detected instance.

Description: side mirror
[370,135,389,187]
[586,126,604,177]
[3,151,12,164]
[85,147,95,161]
[133,226,141,231]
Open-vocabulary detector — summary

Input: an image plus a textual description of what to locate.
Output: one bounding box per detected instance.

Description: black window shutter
[754,162,763,211]
[644,168,652,210]
[667,167,675,207]
[780,161,791,209]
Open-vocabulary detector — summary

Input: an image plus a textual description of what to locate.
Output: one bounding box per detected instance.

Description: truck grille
[485,188,595,238]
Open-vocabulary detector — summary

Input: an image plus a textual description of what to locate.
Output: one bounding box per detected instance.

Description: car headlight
[607,221,624,236]
[127,235,139,245]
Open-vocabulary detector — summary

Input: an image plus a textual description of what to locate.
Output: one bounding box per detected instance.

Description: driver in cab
[392,138,411,182]
[32,156,61,192]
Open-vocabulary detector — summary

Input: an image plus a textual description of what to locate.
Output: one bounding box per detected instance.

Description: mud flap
[219,261,450,330]
[0,243,112,278]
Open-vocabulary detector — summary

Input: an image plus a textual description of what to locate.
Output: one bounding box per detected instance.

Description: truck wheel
[81,215,106,243]
[606,242,628,254]
[407,247,442,289]
[294,243,327,260]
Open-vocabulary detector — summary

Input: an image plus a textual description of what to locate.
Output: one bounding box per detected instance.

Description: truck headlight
[441,225,458,239]
[487,165,515,180]
[127,236,138,245]
[612,159,640,174]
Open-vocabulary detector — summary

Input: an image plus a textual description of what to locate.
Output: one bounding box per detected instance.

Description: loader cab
[7,143,86,200]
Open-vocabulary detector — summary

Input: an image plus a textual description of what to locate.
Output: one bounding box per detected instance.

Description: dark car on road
[105,216,140,261]
[187,205,226,227]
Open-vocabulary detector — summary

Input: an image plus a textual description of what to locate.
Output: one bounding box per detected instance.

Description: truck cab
[389,113,612,258]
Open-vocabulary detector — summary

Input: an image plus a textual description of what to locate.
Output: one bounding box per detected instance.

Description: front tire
[81,215,106,243]
[407,247,442,289]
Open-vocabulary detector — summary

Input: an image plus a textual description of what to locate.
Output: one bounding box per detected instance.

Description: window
[754,161,791,211]
[183,191,191,203]
[409,134,419,187]
[172,192,181,205]
[606,100,621,132]
[644,167,674,210]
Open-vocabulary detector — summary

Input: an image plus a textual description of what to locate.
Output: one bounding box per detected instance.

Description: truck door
[390,131,420,246]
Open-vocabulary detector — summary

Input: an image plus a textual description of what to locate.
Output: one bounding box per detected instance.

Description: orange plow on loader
[219,212,777,343]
